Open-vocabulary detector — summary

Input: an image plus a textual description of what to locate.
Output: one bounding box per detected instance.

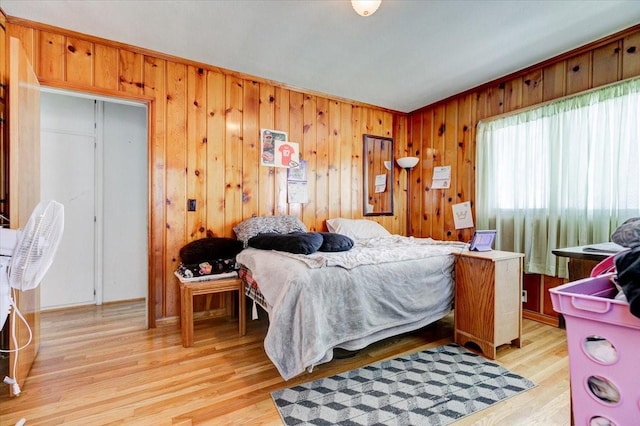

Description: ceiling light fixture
[351,0,382,17]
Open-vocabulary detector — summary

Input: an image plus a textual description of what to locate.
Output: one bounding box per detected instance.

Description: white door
[40,91,148,309]
[102,102,148,303]
[40,92,96,308]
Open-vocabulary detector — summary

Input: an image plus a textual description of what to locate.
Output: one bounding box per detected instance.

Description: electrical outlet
[522,289,528,303]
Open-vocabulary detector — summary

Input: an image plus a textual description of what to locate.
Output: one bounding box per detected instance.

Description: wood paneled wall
[5,18,407,324]
[407,24,640,244]
[6,15,640,325]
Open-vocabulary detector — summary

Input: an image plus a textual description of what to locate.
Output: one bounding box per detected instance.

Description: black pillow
[248,232,323,255]
[179,237,244,264]
[318,232,354,252]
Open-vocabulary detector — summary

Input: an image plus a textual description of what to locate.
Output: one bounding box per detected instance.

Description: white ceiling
[2,0,640,113]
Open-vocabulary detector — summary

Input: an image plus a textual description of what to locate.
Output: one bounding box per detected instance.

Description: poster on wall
[260,128,300,168]
[452,201,474,229]
[374,174,387,193]
[288,181,309,204]
[275,140,300,168]
[432,165,451,189]
[287,160,308,203]
[260,128,287,166]
[288,160,307,181]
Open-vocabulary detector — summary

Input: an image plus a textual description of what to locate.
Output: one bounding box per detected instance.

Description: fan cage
[8,200,64,291]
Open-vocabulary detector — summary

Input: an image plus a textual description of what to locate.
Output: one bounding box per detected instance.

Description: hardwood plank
[286,90,304,219]
[37,30,64,81]
[543,61,566,102]
[412,111,426,237]
[186,65,207,241]
[328,100,341,222]
[273,87,290,217]
[143,55,167,325]
[118,49,144,95]
[258,83,276,216]
[315,97,330,231]
[205,71,226,237]
[521,68,543,108]
[65,37,93,86]
[502,77,523,113]
[165,61,188,318]
[592,41,621,87]
[0,300,571,425]
[566,52,592,96]
[339,102,354,219]
[622,32,640,79]
[442,100,458,239]
[224,76,244,238]
[302,94,317,230]
[242,80,260,219]
[456,93,474,243]
[349,106,363,218]
[94,43,119,91]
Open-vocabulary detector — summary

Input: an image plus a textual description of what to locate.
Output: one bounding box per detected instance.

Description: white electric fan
[0,200,64,396]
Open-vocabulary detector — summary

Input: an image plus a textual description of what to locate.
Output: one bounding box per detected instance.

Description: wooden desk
[552,245,621,281]
[179,276,246,348]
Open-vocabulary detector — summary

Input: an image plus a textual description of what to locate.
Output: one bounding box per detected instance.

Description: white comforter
[236,236,466,380]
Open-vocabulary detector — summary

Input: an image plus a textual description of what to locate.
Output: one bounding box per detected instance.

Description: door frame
[40,86,154,327]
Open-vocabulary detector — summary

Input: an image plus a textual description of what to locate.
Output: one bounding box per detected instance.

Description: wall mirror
[363,134,394,216]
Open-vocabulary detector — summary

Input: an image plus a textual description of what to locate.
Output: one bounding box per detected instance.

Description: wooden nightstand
[454,250,524,359]
[179,276,246,348]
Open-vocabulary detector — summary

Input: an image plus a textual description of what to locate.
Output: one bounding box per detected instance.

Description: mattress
[236,235,466,380]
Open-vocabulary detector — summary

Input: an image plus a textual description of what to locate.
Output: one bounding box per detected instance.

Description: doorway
[39,89,148,312]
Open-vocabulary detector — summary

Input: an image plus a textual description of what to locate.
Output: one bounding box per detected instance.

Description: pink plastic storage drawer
[549,273,640,426]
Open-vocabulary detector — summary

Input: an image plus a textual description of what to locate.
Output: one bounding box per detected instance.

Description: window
[476,78,640,277]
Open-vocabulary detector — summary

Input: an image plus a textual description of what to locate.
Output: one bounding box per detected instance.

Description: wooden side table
[454,250,524,359]
[179,276,246,348]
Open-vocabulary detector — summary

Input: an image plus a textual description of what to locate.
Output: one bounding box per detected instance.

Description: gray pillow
[233,215,307,248]
[612,217,640,248]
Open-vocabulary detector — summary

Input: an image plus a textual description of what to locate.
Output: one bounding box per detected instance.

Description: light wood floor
[0,301,571,425]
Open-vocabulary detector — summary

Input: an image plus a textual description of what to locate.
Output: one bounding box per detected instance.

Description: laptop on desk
[469,230,497,252]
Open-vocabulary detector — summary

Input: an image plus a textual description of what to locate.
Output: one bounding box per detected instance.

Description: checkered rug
[271,343,535,425]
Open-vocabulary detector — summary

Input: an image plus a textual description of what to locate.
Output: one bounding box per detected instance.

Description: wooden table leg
[180,285,194,348]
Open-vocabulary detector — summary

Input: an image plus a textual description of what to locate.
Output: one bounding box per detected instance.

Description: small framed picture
[260,128,287,166]
[469,230,497,252]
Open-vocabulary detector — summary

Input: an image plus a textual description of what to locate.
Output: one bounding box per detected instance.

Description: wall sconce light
[351,0,382,17]
[396,156,419,170]
[396,156,419,236]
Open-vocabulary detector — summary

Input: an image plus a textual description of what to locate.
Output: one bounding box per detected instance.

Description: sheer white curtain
[476,78,640,278]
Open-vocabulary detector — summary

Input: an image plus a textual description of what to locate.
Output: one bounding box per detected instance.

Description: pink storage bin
[549,273,640,426]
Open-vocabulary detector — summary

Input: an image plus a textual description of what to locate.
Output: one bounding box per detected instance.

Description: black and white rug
[271,343,535,425]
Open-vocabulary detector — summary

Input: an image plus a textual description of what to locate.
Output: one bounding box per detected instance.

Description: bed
[234,216,467,380]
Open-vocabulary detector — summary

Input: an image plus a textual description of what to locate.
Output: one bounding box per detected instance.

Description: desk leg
[181,286,194,348]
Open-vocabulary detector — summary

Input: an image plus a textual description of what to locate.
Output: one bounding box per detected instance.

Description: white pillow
[325,218,391,240]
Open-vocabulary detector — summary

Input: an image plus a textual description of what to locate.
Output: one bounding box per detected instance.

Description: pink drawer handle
[571,296,612,314]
